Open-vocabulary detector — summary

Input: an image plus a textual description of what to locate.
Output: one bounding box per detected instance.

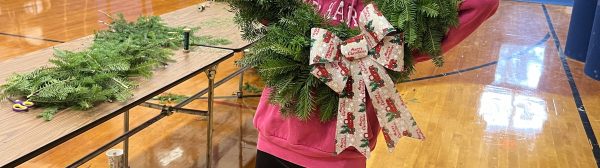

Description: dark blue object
[513,0,573,6]
[585,0,600,80]
[565,0,598,62]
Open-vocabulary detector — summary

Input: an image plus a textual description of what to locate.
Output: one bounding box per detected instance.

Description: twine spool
[106,149,124,168]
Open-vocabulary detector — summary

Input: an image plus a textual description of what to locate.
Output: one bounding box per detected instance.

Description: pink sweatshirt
[254,0,499,167]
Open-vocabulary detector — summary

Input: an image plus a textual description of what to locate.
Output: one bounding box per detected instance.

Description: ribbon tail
[334,62,371,158]
[358,59,425,153]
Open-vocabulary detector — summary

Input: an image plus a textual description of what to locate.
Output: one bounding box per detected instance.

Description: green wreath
[222,0,460,121]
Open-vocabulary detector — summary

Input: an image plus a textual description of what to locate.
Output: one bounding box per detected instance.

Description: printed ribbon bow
[309,4,424,158]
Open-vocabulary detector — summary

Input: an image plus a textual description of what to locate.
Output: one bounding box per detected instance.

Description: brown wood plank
[0,35,233,166]
[161,2,257,51]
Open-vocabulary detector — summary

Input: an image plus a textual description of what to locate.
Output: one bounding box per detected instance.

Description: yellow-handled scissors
[8,98,34,112]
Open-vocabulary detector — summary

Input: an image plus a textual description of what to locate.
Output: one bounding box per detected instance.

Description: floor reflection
[480,38,550,134]
[23,0,49,15]
[479,85,548,133]
[494,44,546,89]
[158,146,184,167]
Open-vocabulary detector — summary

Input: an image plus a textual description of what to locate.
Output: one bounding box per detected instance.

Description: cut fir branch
[242,82,262,94]
[39,107,59,121]
[152,93,189,104]
[0,14,230,120]
[194,34,233,46]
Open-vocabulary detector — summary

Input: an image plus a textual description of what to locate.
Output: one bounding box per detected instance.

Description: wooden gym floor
[1,0,599,167]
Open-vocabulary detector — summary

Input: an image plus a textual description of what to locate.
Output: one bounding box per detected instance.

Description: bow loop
[310,28,342,65]
[358,4,396,50]
[310,28,350,93]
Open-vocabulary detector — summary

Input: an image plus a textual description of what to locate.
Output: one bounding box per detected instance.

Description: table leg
[205,66,217,168]
[124,110,129,168]
[236,51,246,98]
[237,69,244,98]
[239,100,243,168]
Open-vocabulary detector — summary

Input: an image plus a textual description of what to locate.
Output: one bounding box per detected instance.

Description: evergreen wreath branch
[220,0,459,121]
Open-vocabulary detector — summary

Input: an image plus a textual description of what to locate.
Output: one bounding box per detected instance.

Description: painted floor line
[542,4,600,167]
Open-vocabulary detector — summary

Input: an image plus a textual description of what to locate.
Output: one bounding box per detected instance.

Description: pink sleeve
[414,0,500,63]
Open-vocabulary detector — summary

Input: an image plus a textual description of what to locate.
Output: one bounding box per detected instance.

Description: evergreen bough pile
[221,0,460,121]
[0,14,231,121]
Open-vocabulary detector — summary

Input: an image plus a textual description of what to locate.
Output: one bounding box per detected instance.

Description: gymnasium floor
[1,0,599,167]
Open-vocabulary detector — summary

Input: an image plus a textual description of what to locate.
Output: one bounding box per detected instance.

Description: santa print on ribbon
[308,3,425,158]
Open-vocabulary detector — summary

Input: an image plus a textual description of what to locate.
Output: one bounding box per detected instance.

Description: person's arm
[413,0,500,63]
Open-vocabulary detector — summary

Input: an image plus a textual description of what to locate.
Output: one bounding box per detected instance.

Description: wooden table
[0,35,233,167]
[0,2,258,167]
[162,2,259,51]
